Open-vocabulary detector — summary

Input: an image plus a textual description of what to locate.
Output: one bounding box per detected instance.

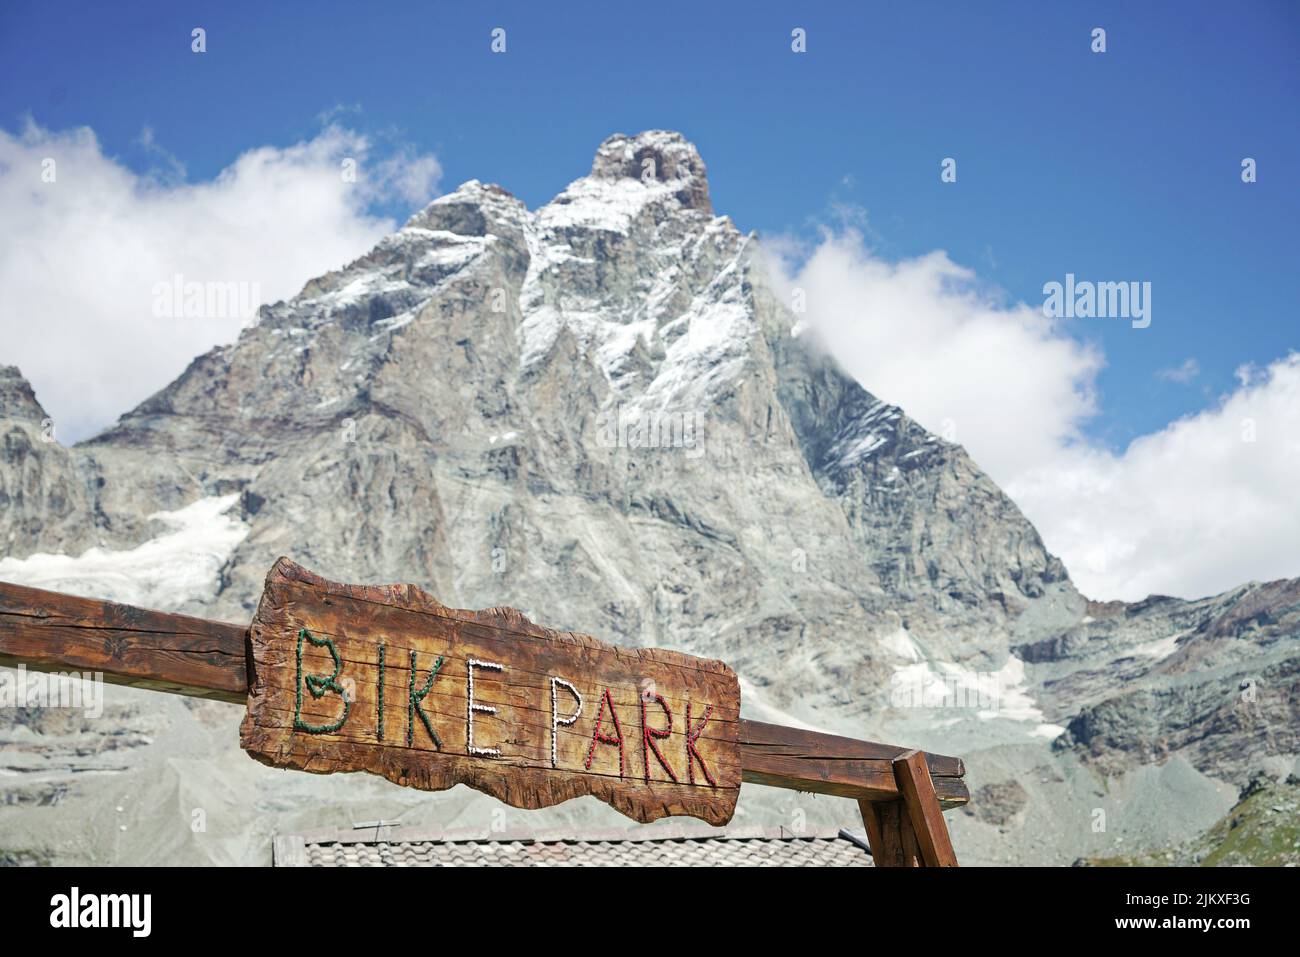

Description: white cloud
[1008,354,1300,601]
[768,228,1300,602]
[1156,357,1200,384]
[766,230,1103,481]
[0,120,441,442]
[377,148,444,206]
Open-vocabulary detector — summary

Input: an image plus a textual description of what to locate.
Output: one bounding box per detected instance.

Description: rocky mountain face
[0,366,94,558]
[1037,580,1300,781]
[1,131,1296,864]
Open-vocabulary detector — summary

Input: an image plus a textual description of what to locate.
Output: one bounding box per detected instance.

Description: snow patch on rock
[892,653,1064,739]
[0,495,247,610]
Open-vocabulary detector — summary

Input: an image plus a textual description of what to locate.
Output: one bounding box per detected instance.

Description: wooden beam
[0,580,248,703]
[739,719,969,809]
[892,749,960,866]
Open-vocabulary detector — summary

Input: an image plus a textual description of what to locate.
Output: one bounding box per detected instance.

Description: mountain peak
[588,130,711,213]
[0,365,48,424]
[402,179,528,236]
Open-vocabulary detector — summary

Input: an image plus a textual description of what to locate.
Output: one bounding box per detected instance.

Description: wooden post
[858,798,923,867]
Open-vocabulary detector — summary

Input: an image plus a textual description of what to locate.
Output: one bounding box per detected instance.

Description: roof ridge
[284,823,856,846]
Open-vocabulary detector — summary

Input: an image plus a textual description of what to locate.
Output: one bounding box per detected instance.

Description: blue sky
[2,1,1296,448]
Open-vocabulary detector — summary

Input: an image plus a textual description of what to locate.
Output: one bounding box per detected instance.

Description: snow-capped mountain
[2,131,1296,864]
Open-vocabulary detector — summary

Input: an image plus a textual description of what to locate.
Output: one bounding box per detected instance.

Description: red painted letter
[640,693,678,782]
[584,688,626,778]
[685,702,717,787]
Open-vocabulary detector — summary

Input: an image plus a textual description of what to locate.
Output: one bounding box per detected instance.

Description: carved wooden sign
[238,559,741,824]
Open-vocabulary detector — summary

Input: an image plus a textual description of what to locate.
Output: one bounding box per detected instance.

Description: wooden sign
[238,559,741,824]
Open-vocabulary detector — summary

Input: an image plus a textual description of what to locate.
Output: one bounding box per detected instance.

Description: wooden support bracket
[858,748,960,866]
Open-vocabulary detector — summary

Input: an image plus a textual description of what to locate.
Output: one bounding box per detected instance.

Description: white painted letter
[466,659,503,757]
[550,677,583,768]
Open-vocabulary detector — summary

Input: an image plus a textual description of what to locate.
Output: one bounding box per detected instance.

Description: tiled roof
[274,824,875,867]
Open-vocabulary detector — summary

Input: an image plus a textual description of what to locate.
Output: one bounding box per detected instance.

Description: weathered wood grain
[0,579,247,702]
[893,749,959,866]
[858,797,922,867]
[739,720,969,809]
[238,558,742,825]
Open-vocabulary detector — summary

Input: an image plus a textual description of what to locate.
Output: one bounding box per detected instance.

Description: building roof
[273,824,876,867]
